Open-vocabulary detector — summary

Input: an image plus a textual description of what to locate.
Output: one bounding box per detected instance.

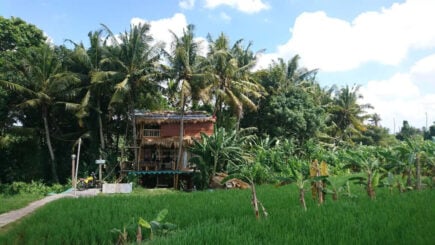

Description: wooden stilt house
[122,111,215,188]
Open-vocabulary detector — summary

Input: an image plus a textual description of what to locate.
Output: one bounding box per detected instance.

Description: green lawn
[0,193,43,214]
[0,185,434,244]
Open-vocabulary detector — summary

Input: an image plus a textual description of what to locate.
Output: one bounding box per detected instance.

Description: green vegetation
[2,16,433,185]
[0,193,42,214]
[0,185,434,244]
[0,181,67,214]
[0,16,434,245]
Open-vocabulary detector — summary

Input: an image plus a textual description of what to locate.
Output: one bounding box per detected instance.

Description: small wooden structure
[122,111,215,188]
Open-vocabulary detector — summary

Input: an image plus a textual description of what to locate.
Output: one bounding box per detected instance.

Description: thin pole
[75,138,82,191]
[71,155,76,191]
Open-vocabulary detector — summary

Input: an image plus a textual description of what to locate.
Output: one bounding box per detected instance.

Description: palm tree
[0,44,80,182]
[206,33,263,129]
[163,25,209,180]
[67,30,114,155]
[102,23,161,164]
[369,113,382,127]
[327,85,373,144]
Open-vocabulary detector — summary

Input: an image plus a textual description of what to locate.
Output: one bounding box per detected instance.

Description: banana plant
[381,172,411,194]
[324,176,349,201]
[138,209,177,241]
[394,138,435,190]
[344,150,385,199]
[225,162,268,220]
[277,160,326,211]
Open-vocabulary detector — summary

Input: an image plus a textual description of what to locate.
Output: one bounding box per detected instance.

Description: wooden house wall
[160,122,214,137]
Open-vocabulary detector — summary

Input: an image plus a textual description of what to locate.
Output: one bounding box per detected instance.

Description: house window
[143,125,160,137]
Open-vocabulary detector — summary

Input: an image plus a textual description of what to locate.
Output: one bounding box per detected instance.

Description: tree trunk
[299,188,307,211]
[97,100,105,151]
[42,107,59,183]
[131,106,138,166]
[175,90,186,189]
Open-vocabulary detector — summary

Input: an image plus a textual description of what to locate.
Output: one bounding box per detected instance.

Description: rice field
[0,193,43,214]
[0,185,434,244]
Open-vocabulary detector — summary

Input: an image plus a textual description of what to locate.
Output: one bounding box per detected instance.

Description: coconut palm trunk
[131,107,138,165]
[97,100,105,151]
[42,106,59,183]
[175,91,186,189]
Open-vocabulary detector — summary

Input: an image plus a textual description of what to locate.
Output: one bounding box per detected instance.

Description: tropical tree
[369,113,381,127]
[205,33,263,129]
[242,56,324,146]
[0,16,46,52]
[0,17,47,131]
[396,120,422,141]
[327,85,372,145]
[67,30,115,158]
[164,24,209,185]
[102,23,161,164]
[0,44,80,182]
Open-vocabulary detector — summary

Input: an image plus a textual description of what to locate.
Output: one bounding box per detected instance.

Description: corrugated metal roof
[134,110,216,124]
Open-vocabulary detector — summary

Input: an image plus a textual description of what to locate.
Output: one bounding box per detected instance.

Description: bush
[0,180,67,196]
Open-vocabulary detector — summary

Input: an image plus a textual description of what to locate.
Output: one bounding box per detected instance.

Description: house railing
[143,129,160,137]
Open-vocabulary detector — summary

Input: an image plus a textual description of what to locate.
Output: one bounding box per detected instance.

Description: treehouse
[122,111,215,188]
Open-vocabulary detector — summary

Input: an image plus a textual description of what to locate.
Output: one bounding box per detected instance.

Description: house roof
[134,110,215,124]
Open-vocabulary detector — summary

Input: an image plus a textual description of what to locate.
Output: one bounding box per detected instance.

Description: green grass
[0,185,434,244]
[0,193,44,214]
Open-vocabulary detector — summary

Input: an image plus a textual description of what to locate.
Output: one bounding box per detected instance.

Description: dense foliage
[0,17,434,185]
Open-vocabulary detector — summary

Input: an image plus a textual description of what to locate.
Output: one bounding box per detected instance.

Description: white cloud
[253,52,279,70]
[129,14,209,58]
[195,36,209,57]
[179,0,195,10]
[410,53,435,86]
[130,14,188,52]
[269,0,435,72]
[220,12,232,22]
[44,32,54,46]
[361,54,435,132]
[204,0,270,14]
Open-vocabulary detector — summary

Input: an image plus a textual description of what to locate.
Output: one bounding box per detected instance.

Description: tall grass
[0,185,434,244]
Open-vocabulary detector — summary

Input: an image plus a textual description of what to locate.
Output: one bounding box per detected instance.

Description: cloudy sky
[2,0,435,132]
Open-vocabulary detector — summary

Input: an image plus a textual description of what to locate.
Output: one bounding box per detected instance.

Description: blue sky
[2,0,435,132]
